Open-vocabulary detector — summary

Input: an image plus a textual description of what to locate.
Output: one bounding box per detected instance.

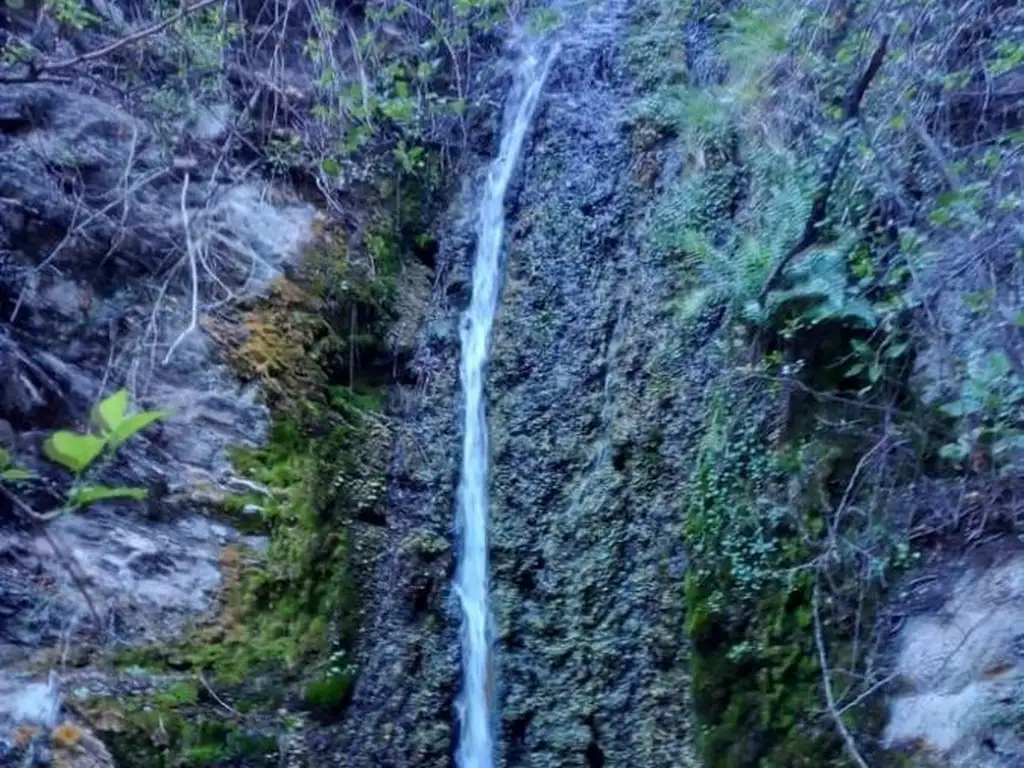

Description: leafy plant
[939,350,1024,471]
[0,448,34,483]
[0,389,169,516]
[44,0,100,29]
[750,241,878,334]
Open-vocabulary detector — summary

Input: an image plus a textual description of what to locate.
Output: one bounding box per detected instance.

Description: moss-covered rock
[78,685,279,768]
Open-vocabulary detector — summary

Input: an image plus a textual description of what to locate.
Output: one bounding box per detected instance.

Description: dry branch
[813,583,872,768]
[163,173,198,365]
[759,32,890,301]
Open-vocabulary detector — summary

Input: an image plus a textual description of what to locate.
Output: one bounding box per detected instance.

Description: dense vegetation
[630,0,1023,764]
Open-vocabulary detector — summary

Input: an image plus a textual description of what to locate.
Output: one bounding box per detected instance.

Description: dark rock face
[329,1,706,764]
[320,184,469,768]
[487,5,702,765]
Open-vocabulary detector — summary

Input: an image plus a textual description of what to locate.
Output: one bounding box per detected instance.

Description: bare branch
[163,173,199,365]
[41,0,224,75]
[813,583,872,768]
[759,32,890,300]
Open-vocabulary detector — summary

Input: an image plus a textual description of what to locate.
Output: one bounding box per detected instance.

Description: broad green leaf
[69,485,148,509]
[0,468,34,482]
[0,448,8,468]
[43,432,106,474]
[108,410,169,448]
[93,389,130,433]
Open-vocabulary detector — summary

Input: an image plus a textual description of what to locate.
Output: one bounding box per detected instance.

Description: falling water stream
[455,41,559,768]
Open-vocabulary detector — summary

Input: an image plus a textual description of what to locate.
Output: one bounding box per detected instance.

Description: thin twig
[0,485,103,630]
[199,672,242,716]
[163,173,198,365]
[40,0,223,74]
[759,32,890,300]
[813,583,871,768]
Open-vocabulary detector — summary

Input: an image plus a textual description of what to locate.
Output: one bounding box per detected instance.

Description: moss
[117,209,402,727]
[682,393,839,766]
[302,657,354,721]
[83,690,278,768]
[682,385,907,766]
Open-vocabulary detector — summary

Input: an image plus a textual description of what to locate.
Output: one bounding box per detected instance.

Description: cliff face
[328,2,707,765]
[486,4,702,764]
[3,0,1024,764]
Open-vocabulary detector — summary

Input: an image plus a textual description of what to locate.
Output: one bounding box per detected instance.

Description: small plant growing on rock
[43,389,169,512]
[0,389,168,518]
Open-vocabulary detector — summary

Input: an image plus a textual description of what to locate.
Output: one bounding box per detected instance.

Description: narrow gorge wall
[328,1,708,765]
[486,4,702,764]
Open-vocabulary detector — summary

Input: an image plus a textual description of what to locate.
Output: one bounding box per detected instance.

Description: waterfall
[455,42,559,768]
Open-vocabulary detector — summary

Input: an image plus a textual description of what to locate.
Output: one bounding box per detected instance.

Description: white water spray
[455,42,559,768]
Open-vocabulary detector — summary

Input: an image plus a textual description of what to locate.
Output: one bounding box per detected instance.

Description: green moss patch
[81,685,279,768]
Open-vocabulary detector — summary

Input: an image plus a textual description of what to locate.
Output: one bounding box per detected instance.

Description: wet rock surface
[487,4,702,765]
[325,1,705,765]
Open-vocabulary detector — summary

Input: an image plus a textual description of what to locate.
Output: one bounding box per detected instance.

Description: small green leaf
[43,432,106,474]
[844,363,866,378]
[69,485,148,509]
[0,468,34,482]
[108,410,168,449]
[939,400,967,417]
[986,351,1012,379]
[93,389,129,433]
[939,442,969,462]
[885,341,910,359]
[321,157,341,178]
[850,339,874,357]
[0,448,8,468]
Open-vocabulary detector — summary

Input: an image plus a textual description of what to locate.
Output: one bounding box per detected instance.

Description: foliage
[938,349,1024,472]
[303,649,356,717]
[683,387,911,766]
[86,684,279,768]
[0,389,168,517]
[628,0,1024,762]
[0,448,33,483]
[120,225,393,722]
[44,0,100,29]
[683,394,834,766]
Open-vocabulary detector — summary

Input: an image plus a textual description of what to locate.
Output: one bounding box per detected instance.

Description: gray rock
[886,546,1024,767]
[0,83,315,656]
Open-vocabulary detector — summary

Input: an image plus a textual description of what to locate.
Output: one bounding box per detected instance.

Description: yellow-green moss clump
[111,210,411,745]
